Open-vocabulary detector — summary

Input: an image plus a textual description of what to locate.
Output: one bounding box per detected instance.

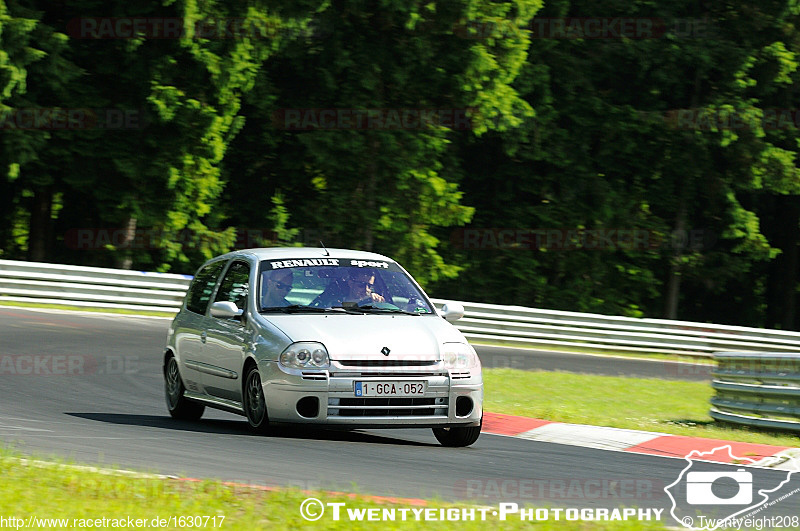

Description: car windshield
[258,258,434,314]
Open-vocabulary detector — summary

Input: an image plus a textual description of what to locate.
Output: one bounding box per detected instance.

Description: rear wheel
[165,356,205,420]
[243,366,270,433]
[432,422,481,447]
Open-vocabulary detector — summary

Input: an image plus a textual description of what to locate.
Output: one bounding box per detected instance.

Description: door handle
[201,331,207,344]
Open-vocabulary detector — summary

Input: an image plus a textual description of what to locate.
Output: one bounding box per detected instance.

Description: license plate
[354,381,426,397]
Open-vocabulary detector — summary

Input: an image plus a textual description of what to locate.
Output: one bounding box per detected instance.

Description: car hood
[261,314,465,361]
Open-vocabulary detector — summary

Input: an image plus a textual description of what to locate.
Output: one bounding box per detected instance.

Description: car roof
[216,247,396,263]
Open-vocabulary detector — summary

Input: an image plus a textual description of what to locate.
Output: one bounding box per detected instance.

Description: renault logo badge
[381,347,391,356]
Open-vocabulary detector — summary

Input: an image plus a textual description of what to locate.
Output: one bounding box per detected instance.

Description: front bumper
[260,359,483,428]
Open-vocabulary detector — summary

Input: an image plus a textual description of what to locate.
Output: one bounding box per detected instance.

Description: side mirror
[210,301,243,319]
[441,301,465,322]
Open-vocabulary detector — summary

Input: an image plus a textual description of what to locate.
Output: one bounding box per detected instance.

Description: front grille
[328,397,448,417]
[337,360,439,367]
[340,397,436,407]
[329,372,442,378]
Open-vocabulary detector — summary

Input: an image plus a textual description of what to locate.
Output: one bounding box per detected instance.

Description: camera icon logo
[665,445,800,530]
[686,469,753,505]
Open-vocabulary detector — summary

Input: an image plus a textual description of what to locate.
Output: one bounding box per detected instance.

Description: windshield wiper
[260,305,336,313]
[346,305,420,315]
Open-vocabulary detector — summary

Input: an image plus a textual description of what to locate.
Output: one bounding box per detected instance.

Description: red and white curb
[482,412,800,470]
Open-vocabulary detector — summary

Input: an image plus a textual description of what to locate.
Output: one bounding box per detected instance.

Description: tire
[243,366,270,433]
[165,356,205,420]
[432,421,481,447]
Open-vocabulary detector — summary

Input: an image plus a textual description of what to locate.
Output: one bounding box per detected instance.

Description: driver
[262,269,293,308]
[344,270,385,304]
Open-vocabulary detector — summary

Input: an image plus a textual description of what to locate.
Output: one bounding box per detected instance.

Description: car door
[199,260,251,402]
[175,259,226,395]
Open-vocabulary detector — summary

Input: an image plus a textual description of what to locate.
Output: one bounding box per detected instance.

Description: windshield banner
[267,258,400,272]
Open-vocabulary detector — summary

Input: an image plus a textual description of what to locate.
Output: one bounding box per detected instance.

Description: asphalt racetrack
[2,306,795,522]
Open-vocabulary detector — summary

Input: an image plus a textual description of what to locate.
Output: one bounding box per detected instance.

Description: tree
[0,0,63,259]
[435,0,800,327]
[2,0,321,272]
[224,0,540,285]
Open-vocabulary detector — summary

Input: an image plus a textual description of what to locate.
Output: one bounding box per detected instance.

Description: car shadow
[65,412,438,446]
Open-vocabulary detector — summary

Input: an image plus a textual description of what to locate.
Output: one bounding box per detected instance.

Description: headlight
[280,342,330,369]
[442,342,480,370]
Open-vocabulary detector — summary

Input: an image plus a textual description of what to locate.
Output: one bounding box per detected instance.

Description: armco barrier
[710,352,800,433]
[0,259,192,313]
[435,301,800,357]
[4,259,800,356]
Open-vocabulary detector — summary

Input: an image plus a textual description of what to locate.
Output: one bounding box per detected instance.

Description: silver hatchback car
[163,247,483,446]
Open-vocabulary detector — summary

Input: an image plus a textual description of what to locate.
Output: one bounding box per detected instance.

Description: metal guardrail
[0,259,192,313]
[430,301,800,357]
[4,259,800,357]
[710,352,800,433]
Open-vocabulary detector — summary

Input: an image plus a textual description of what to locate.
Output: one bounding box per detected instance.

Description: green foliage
[1,0,320,270]
[2,0,800,328]
[434,0,800,326]
[223,0,535,285]
[268,193,300,245]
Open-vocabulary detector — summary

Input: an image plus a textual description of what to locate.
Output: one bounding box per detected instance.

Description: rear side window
[214,261,250,311]
[185,261,226,315]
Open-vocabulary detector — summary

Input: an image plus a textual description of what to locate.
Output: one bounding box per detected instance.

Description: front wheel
[432,422,481,447]
[165,356,205,420]
[243,366,270,433]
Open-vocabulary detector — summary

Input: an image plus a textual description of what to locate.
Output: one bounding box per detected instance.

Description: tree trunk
[114,216,137,269]
[0,178,15,254]
[763,196,800,330]
[774,196,798,330]
[362,140,379,252]
[28,186,53,262]
[664,70,702,320]
[782,236,798,330]
[663,200,687,320]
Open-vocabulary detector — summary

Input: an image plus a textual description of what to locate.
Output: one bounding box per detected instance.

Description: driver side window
[214,261,250,312]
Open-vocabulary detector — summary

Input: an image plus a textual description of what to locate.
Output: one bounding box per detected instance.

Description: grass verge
[0,449,666,530]
[484,368,800,447]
